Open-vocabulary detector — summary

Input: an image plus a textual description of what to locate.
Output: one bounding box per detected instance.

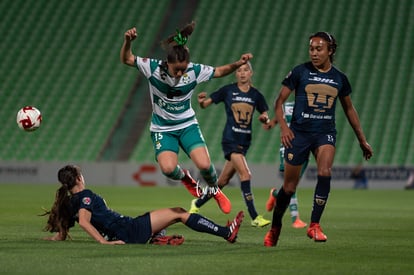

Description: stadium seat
[1,0,413,167]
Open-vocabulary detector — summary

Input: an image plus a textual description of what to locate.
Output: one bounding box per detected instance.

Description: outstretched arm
[120,27,138,66]
[339,96,373,160]
[198,92,213,108]
[213,53,253,78]
[78,209,125,245]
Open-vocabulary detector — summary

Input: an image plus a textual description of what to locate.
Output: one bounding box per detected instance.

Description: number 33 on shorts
[326,134,335,144]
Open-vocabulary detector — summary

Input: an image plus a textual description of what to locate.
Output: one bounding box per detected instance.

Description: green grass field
[0,184,413,275]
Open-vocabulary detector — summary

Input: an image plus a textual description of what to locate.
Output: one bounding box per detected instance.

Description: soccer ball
[16,106,42,131]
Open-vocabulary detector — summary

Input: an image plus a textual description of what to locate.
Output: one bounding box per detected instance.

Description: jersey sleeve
[340,73,352,97]
[281,65,301,91]
[78,190,94,212]
[193,63,215,83]
[135,56,158,78]
[210,86,228,104]
[255,91,269,113]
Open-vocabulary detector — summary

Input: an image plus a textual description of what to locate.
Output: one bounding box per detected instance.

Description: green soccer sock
[162,165,184,180]
[289,193,299,223]
[200,164,218,186]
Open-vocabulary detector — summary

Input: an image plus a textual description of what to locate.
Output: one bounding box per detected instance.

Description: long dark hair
[41,165,79,239]
[161,21,195,63]
[309,31,337,62]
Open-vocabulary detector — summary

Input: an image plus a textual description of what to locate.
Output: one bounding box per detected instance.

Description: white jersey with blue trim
[135,56,215,132]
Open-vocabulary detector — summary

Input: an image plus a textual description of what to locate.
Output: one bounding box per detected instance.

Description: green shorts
[150,123,206,160]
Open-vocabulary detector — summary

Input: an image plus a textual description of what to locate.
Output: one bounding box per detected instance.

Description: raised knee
[318,168,332,177]
[239,172,251,181]
[284,187,296,195]
[283,183,297,195]
[197,163,211,171]
[161,166,176,175]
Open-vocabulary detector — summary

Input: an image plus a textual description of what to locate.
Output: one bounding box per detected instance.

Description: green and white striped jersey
[135,56,215,132]
[279,102,295,170]
[283,101,295,126]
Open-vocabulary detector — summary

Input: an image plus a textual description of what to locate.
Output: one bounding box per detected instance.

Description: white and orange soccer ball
[16,106,42,131]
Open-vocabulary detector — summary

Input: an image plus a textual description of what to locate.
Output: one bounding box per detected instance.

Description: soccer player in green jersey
[120,21,252,212]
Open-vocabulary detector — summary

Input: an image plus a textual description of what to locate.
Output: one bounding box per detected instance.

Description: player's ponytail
[41,165,79,239]
[161,21,195,63]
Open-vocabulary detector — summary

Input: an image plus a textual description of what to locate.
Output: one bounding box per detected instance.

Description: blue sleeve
[210,86,228,104]
[78,190,94,211]
[256,91,269,113]
[281,65,301,91]
[340,73,352,97]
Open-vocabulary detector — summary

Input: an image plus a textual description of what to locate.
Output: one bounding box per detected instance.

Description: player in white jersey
[120,21,252,212]
[264,102,307,229]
